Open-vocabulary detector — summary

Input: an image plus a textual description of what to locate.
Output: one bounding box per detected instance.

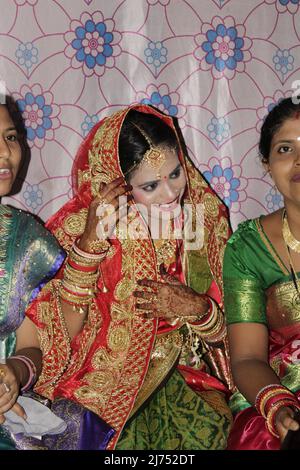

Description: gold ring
[88,239,110,253]
[0,368,5,380]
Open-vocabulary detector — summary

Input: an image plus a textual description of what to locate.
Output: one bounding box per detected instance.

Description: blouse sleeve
[223,229,267,325]
[23,216,66,304]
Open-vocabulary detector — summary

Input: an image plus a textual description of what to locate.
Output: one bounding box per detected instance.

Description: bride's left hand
[134,267,209,321]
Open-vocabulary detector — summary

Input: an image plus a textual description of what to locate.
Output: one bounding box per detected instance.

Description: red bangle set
[255,384,300,437]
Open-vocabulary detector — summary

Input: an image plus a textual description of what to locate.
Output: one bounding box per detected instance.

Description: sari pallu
[26,105,233,450]
[224,218,300,450]
[0,205,65,450]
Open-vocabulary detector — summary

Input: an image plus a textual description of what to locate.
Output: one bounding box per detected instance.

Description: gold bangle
[61,280,95,296]
[259,388,294,418]
[60,289,94,305]
[73,242,108,261]
[69,251,103,266]
[200,312,224,338]
[266,399,298,437]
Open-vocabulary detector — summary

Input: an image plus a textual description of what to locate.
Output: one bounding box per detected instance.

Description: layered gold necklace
[282,209,300,253]
[282,209,300,300]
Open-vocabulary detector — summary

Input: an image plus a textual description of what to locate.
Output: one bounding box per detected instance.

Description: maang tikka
[130,122,166,179]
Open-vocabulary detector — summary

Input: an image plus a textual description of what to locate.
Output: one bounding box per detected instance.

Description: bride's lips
[155,197,180,212]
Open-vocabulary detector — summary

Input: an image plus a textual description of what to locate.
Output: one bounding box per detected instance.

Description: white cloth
[3,396,67,438]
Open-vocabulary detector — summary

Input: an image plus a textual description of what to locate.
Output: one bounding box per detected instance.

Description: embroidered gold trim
[129,330,182,419]
[63,209,88,237]
[255,218,289,276]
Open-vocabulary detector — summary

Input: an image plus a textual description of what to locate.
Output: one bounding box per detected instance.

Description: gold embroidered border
[34,281,71,399]
[255,218,289,276]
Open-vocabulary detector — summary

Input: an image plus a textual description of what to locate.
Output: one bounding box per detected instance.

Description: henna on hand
[134,278,209,320]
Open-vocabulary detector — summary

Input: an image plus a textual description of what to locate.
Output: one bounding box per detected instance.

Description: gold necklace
[282,209,300,253]
[282,210,300,302]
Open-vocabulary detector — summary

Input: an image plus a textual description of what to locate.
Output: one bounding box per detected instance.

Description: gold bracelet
[259,388,294,418]
[63,265,99,283]
[60,288,94,305]
[200,311,224,339]
[69,250,103,267]
[61,280,95,296]
[73,241,109,260]
[266,399,299,437]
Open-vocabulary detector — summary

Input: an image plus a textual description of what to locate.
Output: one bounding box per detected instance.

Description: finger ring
[0,369,4,380]
[88,239,110,253]
[3,383,10,393]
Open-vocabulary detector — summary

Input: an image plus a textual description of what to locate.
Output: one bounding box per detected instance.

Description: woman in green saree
[0,96,65,449]
[223,97,300,450]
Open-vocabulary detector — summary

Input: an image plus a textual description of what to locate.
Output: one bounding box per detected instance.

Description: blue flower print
[17,94,53,141]
[141,91,178,116]
[202,25,244,73]
[23,184,43,211]
[64,12,121,77]
[72,22,113,69]
[267,0,299,13]
[136,84,185,119]
[203,164,240,208]
[15,42,38,72]
[81,114,99,137]
[279,0,299,5]
[144,41,167,70]
[15,84,60,149]
[194,16,252,79]
[265,187,284,211]
[207,117,230,145]
[273,49,294,78]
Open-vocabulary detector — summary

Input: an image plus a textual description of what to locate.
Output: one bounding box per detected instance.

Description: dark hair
[3,95,27,152]
[1,95,30,194]
[119,108,179,180]
[259,97,300,163]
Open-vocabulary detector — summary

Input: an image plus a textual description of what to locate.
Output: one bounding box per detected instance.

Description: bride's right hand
[78,177,132,252]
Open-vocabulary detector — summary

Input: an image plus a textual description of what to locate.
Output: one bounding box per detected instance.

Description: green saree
[223,217,300,449]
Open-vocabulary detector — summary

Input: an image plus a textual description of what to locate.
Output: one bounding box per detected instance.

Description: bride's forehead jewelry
[130,122,166,180]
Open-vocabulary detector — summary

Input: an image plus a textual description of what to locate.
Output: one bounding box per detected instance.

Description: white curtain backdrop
[1,0,300,229]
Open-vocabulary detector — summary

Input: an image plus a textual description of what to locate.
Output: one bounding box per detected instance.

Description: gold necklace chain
[282,209,300,253]
[282,209,300,300]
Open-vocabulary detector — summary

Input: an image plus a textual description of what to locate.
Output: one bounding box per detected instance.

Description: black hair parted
[119,108,179,179]
[1,95,31,194]
[259,97,300,163]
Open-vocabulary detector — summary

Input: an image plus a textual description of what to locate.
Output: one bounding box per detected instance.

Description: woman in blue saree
[0,96,65,449]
